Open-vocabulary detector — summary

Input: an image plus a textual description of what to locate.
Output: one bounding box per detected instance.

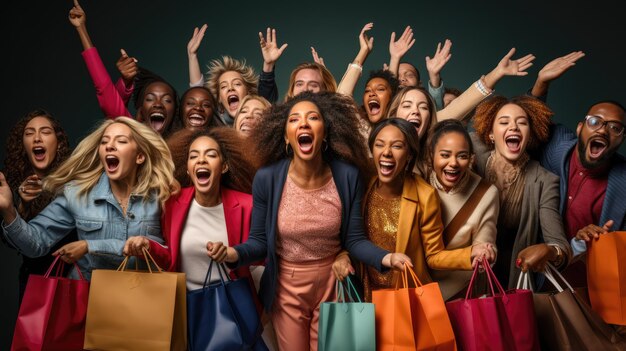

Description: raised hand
[68,0,85,28]
[389,25,415,60]
[496,48,535,77]
[187,24,207,58]
[575,220,613,242]
[359,22,374,54]
[259,27,288,72]
[537,51,585,83]
[425,39,452,77]
[53,240,89,264]
[116,49,138,86]
[311,47,325,67]
[123,236,150,257]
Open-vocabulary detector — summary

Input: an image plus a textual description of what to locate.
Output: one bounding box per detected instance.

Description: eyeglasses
[584,115,625,137]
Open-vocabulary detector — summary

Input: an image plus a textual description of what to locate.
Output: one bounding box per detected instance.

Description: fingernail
[516,258,522,267]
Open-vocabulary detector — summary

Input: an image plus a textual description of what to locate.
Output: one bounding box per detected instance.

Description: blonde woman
[0,117,178,280]
[234,94,271,137]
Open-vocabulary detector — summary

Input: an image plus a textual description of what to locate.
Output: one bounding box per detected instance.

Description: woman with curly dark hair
[3,109,74,301]
[471,95,571,288]
[205,92,412,350]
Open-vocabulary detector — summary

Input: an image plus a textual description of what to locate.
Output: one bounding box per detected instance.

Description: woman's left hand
[332,253,354,281]
[53,240,88,264]
[516,243,555,272]
[123,236,150,257]
[471,242,496,268]
[383,252,413,270]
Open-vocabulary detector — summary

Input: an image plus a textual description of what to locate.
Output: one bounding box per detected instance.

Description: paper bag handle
[44,255,86,281]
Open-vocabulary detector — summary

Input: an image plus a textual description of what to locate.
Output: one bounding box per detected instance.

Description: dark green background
[1,0,624,347]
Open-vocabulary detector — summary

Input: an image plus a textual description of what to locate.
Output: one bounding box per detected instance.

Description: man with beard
[538,101,626,286]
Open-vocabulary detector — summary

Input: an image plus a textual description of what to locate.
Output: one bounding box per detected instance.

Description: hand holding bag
[83,249,187,351]
[318,276,376,351]
[373,265,456,351]
[186,259,266,351]
[11,256,89,351]
[446,258,539,351]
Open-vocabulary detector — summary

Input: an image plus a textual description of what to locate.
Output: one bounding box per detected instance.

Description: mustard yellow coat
[365,174,473,288]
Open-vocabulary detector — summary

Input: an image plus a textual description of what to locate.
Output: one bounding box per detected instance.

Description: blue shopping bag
[318,276,376,351]
[187,260,267,351]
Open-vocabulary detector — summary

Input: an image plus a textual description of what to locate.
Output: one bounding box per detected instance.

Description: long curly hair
[44,117,179,207]
[473,95,552,151]
[4,109,71,220]
[251,91,372,179]
[166,127,256,193]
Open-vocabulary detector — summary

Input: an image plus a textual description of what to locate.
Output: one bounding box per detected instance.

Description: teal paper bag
[318,276,376,351]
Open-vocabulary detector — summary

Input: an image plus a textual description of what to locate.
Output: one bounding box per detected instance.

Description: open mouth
[227,95,240,111]
[588,138,608,159]
[238,122,252,134]
[195,168,211,185]
[297,134,314,154]
[407,117,422,132]
[368,100,381,115]
[149,112,166,132]
[379,160,396,176]
[187,113,206,127]
[442,169,461,184]
[105,155,120,172]
[32,146,46,161]
[505,135,522,153]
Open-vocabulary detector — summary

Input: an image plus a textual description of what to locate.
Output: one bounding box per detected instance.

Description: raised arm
[387,26,415,77]
[336,23,374,97]
[69,0,131,118]
[187,24,207,87]
[425,39,452,109]
[258,27,287,103]
[530,51,585,99]
[439,48,536,121]
[311,47,326,67]
[114,49,138,104]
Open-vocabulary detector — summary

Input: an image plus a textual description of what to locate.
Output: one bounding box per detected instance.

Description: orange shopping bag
[372,265,456,351]
[587,231,626,325]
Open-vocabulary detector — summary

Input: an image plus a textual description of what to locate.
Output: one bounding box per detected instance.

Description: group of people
[2,0,625,350]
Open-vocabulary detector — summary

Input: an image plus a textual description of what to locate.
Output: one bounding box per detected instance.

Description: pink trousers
[271,256,336,351]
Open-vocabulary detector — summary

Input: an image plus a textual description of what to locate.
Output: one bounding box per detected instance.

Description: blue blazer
[233,158,388,312]
[539,124,626,230]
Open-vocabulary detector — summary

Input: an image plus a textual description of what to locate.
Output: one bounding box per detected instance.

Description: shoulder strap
[444,178,492,245]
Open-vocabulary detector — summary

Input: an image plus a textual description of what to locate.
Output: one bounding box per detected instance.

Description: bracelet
[348,63,363,72]
[474,78,491,96]
[548,244,564,267]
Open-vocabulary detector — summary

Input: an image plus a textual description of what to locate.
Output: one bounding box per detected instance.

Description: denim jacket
[2,173,164,280]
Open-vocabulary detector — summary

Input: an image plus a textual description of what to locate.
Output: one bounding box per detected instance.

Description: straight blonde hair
[44,117,179,207]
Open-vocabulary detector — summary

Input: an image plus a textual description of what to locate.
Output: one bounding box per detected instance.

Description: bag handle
[543,263,574,293]
[44,255,86,281]
[515,270,533,291]
[203,259,232,288]
[115,247,164,273]
[335,276,363,304]
[465,257,507,301]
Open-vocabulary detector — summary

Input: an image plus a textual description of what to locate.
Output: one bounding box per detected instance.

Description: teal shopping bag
[318,276,376,351]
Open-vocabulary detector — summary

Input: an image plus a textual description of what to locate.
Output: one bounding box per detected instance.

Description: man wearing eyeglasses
[530,54,626,287]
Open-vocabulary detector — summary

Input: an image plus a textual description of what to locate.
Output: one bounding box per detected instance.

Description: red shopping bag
[11,256,89,351]
[587,231,626,325]
[445,259,539,351]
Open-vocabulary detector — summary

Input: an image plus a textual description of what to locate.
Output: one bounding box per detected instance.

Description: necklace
[115,195,129,214]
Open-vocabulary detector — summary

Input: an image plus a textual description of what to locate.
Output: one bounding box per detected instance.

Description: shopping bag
[587,231,626,325]
[11,256,89,351]
[530,263,626,351]
[187,259,266,351]
[83,249,186,351]
[318,276,375,351]
[446,259,539,351]
[373,265,456,351]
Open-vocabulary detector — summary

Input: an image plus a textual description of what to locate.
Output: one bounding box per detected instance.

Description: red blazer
[149,186,254,281]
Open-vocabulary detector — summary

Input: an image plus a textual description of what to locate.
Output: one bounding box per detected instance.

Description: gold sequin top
[365,189,401,295]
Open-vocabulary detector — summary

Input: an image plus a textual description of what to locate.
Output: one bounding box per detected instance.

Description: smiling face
[23,116,59,174]
[576,102,626,169]
[284,101,325,162]
[235,99,266,136]
[396,89,433,138]
[363,78,393,124]
[432,131,472,191]
[98,123,145,182]
[187,136,226,197]
[490,103,530,162]
[372,125,410,192]
[398,63,419,88]
[181,88,214,130]
[219,71,249,117]
[292,68,324,96]
[138,81,176,135]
